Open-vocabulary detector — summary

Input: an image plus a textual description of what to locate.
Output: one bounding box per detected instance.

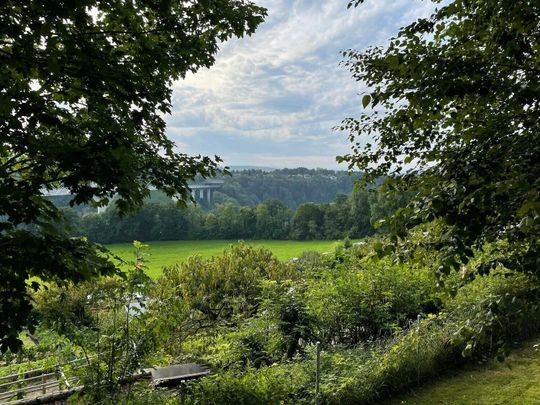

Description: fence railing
[0,357,88,404]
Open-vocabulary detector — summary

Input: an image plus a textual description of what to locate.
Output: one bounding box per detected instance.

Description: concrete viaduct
[45,181,224,214]
[188,180,224,204]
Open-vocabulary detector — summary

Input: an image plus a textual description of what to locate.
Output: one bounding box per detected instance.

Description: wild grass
[106,239,343,278]
[385,339,540,405]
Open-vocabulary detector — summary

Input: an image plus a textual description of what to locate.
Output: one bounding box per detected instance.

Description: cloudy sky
[167,0,437,169]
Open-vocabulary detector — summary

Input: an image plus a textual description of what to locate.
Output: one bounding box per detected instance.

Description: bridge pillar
[187,181,223,205]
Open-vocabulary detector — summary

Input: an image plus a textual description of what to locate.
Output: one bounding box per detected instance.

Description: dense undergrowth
[2,238,539,404]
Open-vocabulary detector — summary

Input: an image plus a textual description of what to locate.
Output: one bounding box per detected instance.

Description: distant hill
[212,168,361,210]
[227,165,277,172]
[52,168,362,213]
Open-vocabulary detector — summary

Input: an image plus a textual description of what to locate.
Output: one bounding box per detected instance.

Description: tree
[323,194,351,239]
[348,188,372,238]
[215,202,241,239]
[238,206,257,239]
[339,0,540,280]
[368,186,411,234]
[291,203,324,240]
[255,199,292,239]
[0,0,266,352]
[203,213,220,239]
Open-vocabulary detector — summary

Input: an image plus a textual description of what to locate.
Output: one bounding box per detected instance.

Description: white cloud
[166,0,439,168]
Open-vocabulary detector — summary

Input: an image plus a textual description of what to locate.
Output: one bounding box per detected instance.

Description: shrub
[164,243,296,322]
[185,362,313,405]
[304,258,438,345]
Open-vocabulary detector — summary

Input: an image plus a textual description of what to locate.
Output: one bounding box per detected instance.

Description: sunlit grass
[386,339,540,405]
[106,239,343,278]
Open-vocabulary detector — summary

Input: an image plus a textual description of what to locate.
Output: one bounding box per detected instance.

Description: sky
[167,0,437,170]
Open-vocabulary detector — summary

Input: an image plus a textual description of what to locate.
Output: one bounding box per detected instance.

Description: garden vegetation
[3,240,538,403]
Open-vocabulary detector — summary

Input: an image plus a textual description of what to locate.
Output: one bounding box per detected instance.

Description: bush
[304,258,439,345]
[167,243,296,321]
[185,362,313,405]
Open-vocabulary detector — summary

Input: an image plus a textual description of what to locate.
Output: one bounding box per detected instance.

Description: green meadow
[106,239,342,278]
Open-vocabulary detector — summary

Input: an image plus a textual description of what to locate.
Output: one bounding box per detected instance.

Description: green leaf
[362,94,371,108]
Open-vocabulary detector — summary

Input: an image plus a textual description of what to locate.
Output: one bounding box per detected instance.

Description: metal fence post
[417,314,421,383]
[179,379,186,405]
[316,341,321,396]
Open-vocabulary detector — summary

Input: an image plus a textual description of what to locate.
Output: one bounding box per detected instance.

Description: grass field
[386,339,540,405]
[107,239,342,278]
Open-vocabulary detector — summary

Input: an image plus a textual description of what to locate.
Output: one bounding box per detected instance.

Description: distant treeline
[65,187,407,243]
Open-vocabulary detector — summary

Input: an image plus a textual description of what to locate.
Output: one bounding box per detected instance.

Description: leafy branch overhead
[0,0,266,352]
[339,0,540,280]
